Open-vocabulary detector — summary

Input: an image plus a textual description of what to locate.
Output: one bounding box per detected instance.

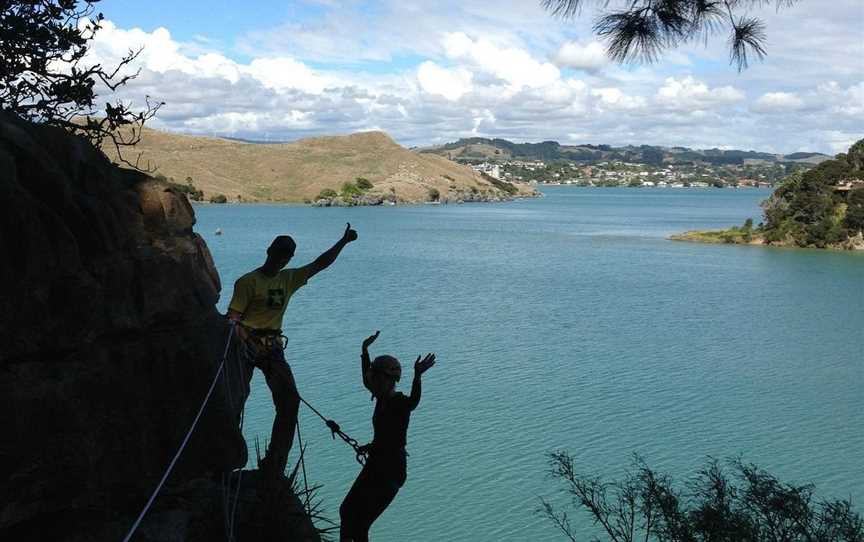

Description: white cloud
[555,41,608,71]
[442,32,560,91]
[71,1,864,155]
[416,61,473,101]
[817,81,864,117]
[592,87,647,110]
[656,76,744,111]
[752,92,805,113]
[85,19,330,95]
[244,58,329,94]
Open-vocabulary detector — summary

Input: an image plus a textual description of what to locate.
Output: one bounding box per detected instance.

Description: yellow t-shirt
[228,267,311,331]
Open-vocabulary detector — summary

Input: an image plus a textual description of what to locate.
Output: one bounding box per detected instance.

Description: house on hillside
[834,179,864,199]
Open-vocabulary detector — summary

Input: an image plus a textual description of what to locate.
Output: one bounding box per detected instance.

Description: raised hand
[343,222,358,243]
[363,330,380,350]
[414,353,436,376]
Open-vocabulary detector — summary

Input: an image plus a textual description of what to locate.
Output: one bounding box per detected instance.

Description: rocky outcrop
[0,114,319,541]
[310,185,541,207]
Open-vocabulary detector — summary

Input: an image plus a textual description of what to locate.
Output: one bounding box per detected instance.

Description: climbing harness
[241,328,369,466]
[121,321,237,542]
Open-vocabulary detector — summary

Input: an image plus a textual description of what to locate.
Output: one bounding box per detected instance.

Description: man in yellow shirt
[227,223,358,480]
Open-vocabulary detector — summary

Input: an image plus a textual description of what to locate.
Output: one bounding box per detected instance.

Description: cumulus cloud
[416,61,473,101]
[592,87,647,111]
[244,58,329,94]
[656,76,744,111]
[555,41,608,71]
[752,92,805,113]
[72,2,863,155]
[442,32,560,91]
[84,19,335,96]
[817,81,864,117]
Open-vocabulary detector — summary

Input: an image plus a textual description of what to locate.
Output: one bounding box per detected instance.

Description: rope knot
[325,419,341,437]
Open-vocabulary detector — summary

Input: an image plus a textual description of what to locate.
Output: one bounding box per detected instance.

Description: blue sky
[89,0,863,153]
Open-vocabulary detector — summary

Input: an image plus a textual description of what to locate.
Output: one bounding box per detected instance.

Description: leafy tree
[427,187,440,201]
[355,177,374,190]
[742,217,754,242]
[541,0,799,70]
[758,140,864,247]
[316,188,337,200]
[340,181,362,198]
[540,451,863,542]
[0,0,162,165]
[209,193,227,204]
[844,189,864,235]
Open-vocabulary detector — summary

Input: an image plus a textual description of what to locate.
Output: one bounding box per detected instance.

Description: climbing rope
[121,323,367,541]
[298,394,368,465]
[221,324,245,542]
[254,330,368,465]
[121,321,237,542]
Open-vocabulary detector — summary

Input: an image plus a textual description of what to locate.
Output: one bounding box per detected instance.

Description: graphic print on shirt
[267,288,286,309]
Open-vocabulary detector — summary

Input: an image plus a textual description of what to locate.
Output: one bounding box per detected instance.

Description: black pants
[236,335,300,477]
[339,453,407,541]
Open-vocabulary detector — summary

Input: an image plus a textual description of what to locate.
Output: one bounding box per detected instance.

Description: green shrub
[209,193,228,204]
[541,452,863,542]
[317,188,337,200]
[355,177,373,190]
[341,181,362,197]
[427,187,440,201]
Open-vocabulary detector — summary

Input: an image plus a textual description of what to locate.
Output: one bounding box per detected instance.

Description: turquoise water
[196,187,864,541]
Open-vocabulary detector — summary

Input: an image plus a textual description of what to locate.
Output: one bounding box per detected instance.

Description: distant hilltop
[104,128,538,204]
[419,137,832,167]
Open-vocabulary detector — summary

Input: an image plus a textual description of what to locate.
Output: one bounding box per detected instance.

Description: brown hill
[105,127,537,203]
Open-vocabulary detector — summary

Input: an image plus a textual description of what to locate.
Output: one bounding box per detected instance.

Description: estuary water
[195,187,863,541]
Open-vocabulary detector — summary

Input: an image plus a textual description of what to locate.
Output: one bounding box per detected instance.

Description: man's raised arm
[305,223,358,279]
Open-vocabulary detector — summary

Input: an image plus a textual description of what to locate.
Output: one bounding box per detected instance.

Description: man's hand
[362,330,380,350]
[414,353,436,377]
[342,222,358,243]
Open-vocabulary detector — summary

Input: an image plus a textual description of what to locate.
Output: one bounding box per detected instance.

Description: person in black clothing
[339,330,436,542]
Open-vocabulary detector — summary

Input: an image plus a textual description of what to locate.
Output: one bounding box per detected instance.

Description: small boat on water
[215,228,223,236]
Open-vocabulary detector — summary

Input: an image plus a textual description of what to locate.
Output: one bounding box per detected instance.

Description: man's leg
[226,335,255,469]
[260,344,300,478]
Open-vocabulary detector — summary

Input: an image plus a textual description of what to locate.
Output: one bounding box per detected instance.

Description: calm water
[195,187,863,542]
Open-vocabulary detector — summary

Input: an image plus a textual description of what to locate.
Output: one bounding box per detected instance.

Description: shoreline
[190,191,543,207]
[670,229,864,252]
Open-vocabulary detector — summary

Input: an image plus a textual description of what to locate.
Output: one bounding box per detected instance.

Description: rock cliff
[0,114,319,541]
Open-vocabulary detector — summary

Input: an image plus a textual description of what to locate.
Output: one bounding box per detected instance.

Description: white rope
[121,322,236,542]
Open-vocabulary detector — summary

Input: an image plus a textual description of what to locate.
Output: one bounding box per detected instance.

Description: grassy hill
[105,128,537,203]
[420,137,832,167]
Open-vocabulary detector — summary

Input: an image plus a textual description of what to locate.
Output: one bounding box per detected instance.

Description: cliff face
[0,115,318,540]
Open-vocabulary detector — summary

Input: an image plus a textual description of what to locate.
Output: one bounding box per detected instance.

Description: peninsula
[671,139,864,250]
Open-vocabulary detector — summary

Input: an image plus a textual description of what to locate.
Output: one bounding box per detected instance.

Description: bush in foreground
[539,451,862,542]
